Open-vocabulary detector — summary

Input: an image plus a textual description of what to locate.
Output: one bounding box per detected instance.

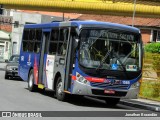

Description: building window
[25,22,36,24]
[5,42,8,52]
[12,42,17,55]
[14,21,19,28]
[152,30,160,42]
[3,9,10,16]
[0,5,3,15]
[157,31,160,42]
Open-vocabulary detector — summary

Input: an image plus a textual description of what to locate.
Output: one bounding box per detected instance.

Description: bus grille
[90,82,129,90]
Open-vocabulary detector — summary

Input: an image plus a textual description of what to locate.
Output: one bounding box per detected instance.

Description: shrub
[145,43,160,78]
[151,82,160,98]
[140,81,160,99]
[145,42,160,53]
[153,55,160,69]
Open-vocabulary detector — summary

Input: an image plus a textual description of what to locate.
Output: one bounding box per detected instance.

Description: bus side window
[28,29,36,52]
[58,28,69,56]
[34,29,42,53]
[49,29,59,55]
[22,29,29,52]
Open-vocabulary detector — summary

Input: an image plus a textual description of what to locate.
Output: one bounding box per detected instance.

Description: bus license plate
[104,90,115,94]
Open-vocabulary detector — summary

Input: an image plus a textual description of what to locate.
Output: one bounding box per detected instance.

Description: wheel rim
[29,74,33,88]
[57,81,63,96]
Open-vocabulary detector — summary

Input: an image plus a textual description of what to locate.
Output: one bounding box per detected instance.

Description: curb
[119,100,160,112]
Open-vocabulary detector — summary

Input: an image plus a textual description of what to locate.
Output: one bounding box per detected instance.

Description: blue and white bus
[19,20,143,105]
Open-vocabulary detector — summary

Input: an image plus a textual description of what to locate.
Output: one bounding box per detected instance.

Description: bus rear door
[38,30,50,89]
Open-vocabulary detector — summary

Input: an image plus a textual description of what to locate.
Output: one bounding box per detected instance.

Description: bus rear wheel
[28,69,37,92]
[56,77,67,101]
[105,98,120,106]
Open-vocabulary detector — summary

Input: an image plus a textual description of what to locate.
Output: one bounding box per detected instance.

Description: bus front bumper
[71,80,140,99]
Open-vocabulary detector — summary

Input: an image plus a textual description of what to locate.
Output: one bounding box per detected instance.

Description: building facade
[0,14,12,60]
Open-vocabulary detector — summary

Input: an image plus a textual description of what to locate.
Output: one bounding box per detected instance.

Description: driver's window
[58,28,69,56]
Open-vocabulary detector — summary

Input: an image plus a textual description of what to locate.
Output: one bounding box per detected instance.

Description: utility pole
[63,12,64,21]
[132,0,137,27]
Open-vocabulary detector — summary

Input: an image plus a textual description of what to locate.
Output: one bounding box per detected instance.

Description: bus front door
[38,31,50,89]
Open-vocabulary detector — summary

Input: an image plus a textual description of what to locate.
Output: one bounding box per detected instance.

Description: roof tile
[78,14,160,27]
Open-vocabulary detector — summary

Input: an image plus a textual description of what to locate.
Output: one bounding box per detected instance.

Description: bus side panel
[19,52,36,81]
[45,55,55,89]
[19,52,30,81]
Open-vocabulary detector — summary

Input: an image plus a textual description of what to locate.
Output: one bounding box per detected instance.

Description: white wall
[11,11,42,54]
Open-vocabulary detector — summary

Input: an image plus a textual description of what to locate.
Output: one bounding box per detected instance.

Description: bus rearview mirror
[74,38,79,49]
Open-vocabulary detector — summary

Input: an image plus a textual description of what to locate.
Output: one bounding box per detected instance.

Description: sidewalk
[0,62,6,71]
[0,59,5,63]
[120,98,160,112]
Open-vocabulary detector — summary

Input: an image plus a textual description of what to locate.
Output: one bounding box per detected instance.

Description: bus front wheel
[105,98,120,106]
[28,69,37,92]
[56,77,67,101]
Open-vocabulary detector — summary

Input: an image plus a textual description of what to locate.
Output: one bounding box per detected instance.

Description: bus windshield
[79,29,141,71]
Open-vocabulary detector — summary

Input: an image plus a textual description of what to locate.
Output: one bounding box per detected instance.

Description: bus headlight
[76,72,88,84]
[131,81,140,88]
[78,76,87,84]
[6,66,12,70]
[6,66,17,71]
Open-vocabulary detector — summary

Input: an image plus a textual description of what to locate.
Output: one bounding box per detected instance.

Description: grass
[141,52,160,102]
[139,81,160,102]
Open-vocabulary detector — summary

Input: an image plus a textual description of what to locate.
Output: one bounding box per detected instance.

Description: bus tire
[56,76,67,101]
[105,98,120,106]
[28,69,37,92]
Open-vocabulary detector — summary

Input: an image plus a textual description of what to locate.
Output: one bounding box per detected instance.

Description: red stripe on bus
[72,75,77,80]
[34,56,38,85]
[85,77,105,83]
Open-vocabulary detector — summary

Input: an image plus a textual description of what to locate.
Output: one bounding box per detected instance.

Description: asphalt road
[0,65,159,119]
[0,67,140,110]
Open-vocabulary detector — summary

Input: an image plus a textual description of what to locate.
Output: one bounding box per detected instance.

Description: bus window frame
[48,28,59,55]
[57,27,70,56]
[22,28,42,54]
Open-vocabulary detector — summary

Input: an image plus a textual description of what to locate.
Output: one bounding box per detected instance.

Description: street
[0,68,160,120]
[0,68,142,111]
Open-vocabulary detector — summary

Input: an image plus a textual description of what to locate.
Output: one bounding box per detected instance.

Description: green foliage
[140,81,160,101]
[145,42,160,53]
[142,42,160,101]
[151,82,160,98]
[144,52,160,78]
[153,55,160,70]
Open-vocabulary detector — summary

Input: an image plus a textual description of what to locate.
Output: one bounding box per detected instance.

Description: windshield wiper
[96,49,112,71]
[114,53,126,71]
[122,46,139,64]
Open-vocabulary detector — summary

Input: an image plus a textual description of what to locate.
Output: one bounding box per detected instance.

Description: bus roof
[24,20,140,33]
